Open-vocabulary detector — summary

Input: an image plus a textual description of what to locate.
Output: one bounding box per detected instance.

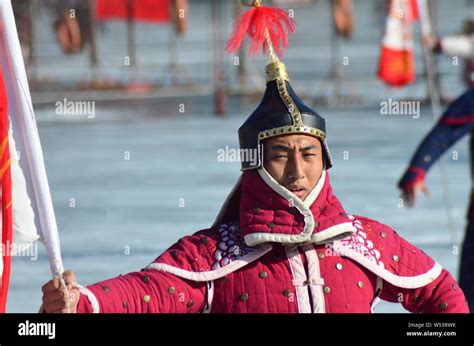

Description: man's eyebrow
[270,144,318,152]
[301,145,317,151]
[270,144,291,152]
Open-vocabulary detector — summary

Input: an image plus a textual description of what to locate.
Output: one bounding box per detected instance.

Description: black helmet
[238,61,333,170]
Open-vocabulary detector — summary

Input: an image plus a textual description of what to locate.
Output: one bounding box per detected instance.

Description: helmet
[227,0,333,170]
[238,61,332,170]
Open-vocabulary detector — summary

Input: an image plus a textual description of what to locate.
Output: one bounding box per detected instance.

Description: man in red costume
[42,0,469,314]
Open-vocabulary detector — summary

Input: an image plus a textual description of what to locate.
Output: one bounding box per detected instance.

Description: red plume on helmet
[225,1,296,58]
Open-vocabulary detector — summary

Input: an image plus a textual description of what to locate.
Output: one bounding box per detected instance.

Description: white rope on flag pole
[0,0,67,303]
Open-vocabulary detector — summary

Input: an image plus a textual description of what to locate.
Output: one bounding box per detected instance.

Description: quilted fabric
[350,216,436,277]
[77,270,206,313]
[240,170,350,238]
[76,171,469,313]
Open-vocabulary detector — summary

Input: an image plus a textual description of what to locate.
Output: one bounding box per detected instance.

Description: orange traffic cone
[378,0,419,87]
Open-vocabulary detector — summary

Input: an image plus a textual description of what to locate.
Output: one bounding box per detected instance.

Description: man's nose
[287,155,304,180]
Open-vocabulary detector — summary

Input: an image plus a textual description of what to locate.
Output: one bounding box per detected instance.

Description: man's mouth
[287,185,306,198]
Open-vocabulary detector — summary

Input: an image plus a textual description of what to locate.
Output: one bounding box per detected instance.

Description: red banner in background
[96,0,170,23]
[0,72,13,313]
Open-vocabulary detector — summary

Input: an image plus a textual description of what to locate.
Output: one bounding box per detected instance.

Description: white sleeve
[440,35,474,58]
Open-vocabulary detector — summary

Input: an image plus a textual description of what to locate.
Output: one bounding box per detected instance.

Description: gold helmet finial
[241,0,262,7]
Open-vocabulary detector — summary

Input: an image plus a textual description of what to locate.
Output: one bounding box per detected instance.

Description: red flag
[0,71,13,313]
[378,0,418,87]
[96,0,170,23]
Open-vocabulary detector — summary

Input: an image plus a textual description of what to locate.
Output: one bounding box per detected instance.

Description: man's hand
[401,180,431,208]
[41,270,80,313]
[422,34,439,50]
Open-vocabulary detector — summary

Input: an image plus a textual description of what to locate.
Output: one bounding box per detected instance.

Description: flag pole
[0,0,65,282]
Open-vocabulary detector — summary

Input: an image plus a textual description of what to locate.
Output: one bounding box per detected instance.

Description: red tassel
[225,6,296,57]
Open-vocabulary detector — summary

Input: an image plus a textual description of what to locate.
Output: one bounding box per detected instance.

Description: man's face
[263,134,324,201]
